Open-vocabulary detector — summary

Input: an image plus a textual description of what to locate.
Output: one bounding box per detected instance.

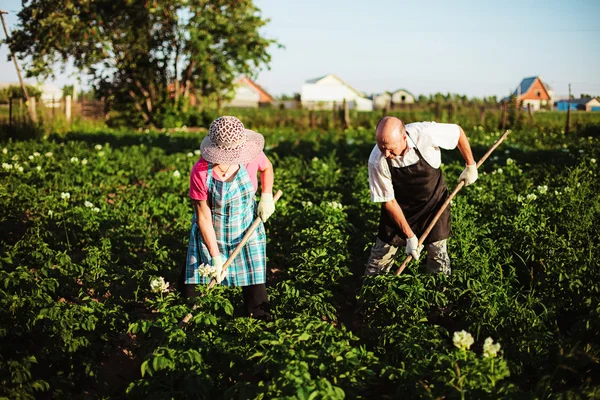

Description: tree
[9,0,277,126]
[62,85,74,98]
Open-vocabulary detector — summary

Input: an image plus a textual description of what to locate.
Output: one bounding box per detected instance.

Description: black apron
[377,133,451,245]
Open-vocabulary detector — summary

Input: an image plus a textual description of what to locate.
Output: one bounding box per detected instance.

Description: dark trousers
[181,283,270,318]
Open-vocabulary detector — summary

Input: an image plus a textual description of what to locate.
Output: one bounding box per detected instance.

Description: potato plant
[1,123,599,398]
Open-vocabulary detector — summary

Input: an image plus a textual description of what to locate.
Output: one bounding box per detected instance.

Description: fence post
[29,98,36,123]
[19,98,23,120]
[565,83,571,135]
[65,95,72,123]
[527,103,534,125]
[342,99,350,129]
[9,97,12,130]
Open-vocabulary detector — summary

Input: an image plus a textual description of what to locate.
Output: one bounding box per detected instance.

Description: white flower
[149,276,170,293]
[36,166,41,171]
[554,190,560,196]
[28,155,34,160]
[12,155,19,161]
[93,207,100,213]
[579,149,584,154]
[526,193,537,201]
[504,149,510,154]
[95,144,103,150]
[2,163,12,170]
[187,152,194,157]
[98,151,105,157]
[2,148,6,154]
[84,201,94,208]
[81,159,88,165]
[17,166,24,172]
[198,264,217,277]
[453,330,474,351]
[45,152,53,157]
[33,152,40,157]
[537,185,548,194]
[173,170,181,178]
[302,201,314,208]
[61,192,71,200]
[496,168,503,174]
[48,210,53,217]
[70,157,79,163]
[591,158,596,164]
[506,158,514,165]
[194,149,201,155]
[483,337,501,358]
[328,201,343,209]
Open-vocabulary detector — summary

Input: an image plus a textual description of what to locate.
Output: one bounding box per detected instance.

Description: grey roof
[557,97,599,105]
[305,75,329,84]
[391,88,415,98]
[304,73,366,98]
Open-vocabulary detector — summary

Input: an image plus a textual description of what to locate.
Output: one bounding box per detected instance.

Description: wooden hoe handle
[179,190,283,326]
[394,130,510,275]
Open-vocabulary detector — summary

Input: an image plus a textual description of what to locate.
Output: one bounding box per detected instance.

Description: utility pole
[0,9,37,123]
[565,83,572,135]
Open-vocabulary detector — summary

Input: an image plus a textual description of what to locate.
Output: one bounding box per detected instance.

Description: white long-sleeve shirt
[368,122,460,202]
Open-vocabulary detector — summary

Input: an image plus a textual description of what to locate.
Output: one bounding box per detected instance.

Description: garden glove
[212,254,225,284]
[405,235,423,260]
[258,193,275,222]
[459,163,478,186]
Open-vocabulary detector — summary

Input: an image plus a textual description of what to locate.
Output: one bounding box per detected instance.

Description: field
[1,119,600,398]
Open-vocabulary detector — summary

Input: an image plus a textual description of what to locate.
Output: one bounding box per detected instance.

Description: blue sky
[2,0,599,98]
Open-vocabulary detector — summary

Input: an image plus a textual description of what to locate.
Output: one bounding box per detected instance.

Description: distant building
[504,76,554,111]
[35,82,63,108]
[226,77,274,108]
[390,89,416,105]
[556,97,600,112]
[372,92,391,110]
[301,74,373,111]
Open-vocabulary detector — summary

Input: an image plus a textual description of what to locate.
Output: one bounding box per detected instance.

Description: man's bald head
[376,116,406,144]
[376,117,408,159]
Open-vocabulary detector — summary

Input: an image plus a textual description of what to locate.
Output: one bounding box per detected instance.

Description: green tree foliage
[8,0,277,126]
[0,85,42,104]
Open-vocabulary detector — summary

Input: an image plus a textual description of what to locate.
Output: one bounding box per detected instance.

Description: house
[37,82,63,107]
[372,92,391,110]
[556,97,600,112]
[505,76,554,111]
[390,89,416,105]
[301,74,373,111]
[226,77,274,108]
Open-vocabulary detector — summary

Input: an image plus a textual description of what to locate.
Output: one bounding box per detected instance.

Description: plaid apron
[185,163,266,286]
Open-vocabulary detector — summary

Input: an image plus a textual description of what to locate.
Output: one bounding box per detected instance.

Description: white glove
[459,163,478,186]
[258,193,275,222]
[212,254,225,283]
[405,235,423,260]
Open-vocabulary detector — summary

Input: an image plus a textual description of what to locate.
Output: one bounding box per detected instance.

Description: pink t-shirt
[189,152,268,200]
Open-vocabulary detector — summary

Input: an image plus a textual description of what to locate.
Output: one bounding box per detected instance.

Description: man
[365,116,478,276]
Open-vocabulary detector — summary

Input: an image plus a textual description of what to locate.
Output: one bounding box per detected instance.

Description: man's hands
[459,163,478,186]
[405,235,423,260]
[258,193,275,222]
[212,254,225,283]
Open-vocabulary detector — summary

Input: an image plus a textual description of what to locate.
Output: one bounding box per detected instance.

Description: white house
[301,74,373,111]
[390,89,415,105]
[38,82,63,107]
[372,92,391,110]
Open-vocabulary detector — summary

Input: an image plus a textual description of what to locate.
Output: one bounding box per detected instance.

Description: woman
[183,116,275,320]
